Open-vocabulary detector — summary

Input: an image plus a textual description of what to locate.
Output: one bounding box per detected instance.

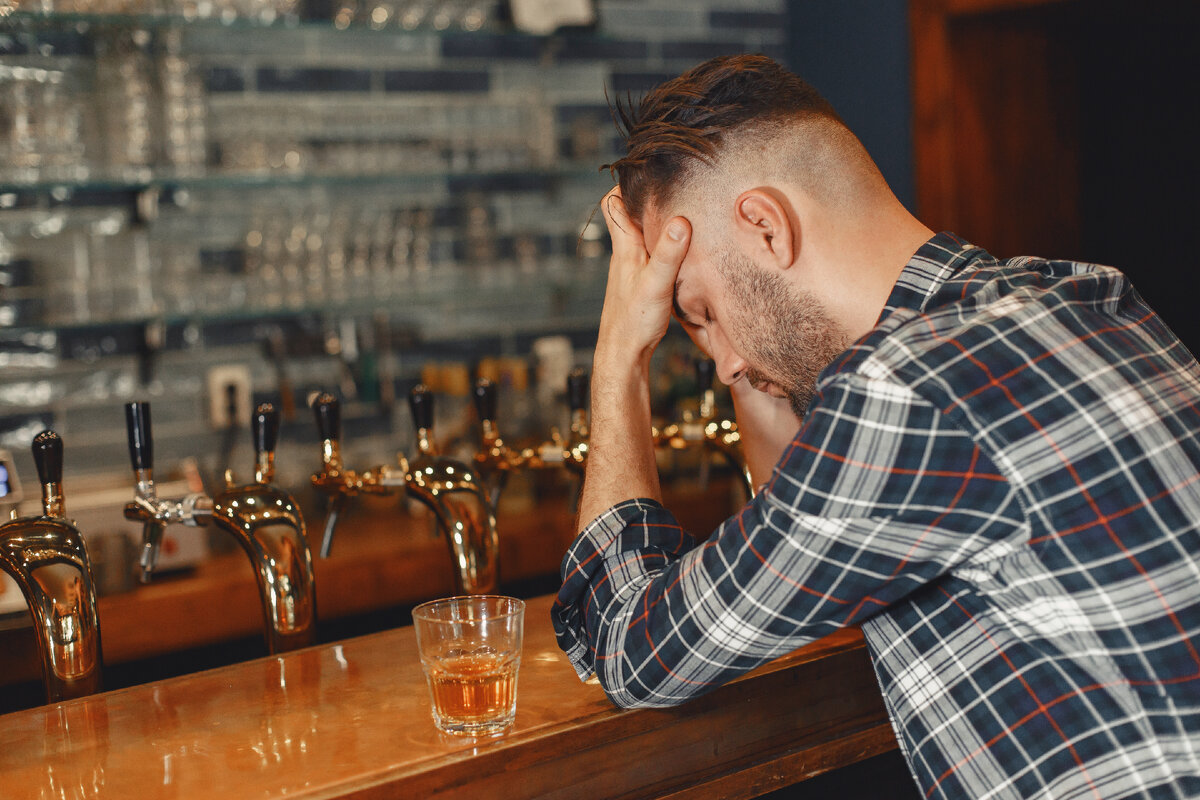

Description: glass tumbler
[412,595,525,736]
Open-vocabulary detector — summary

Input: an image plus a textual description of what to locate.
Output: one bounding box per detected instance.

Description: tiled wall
[0,0,788,497]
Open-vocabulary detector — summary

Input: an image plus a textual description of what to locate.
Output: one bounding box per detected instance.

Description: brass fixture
[311,387,499,595]
[123,401,317,654]
[656,358,754,499]
[0,431,103,702]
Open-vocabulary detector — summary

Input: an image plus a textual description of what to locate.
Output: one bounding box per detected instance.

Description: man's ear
[733,188,795,270]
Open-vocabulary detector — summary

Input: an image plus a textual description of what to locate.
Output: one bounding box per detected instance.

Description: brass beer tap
[0,431,103,702]
[311,388,499,595]
[470,377,523,511]
[402,384,499,594]
[123,401,317,654]
[563,367,590,476]
[657,358,754,499]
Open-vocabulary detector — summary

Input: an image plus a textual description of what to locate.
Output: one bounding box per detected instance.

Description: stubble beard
[718,248,849,417]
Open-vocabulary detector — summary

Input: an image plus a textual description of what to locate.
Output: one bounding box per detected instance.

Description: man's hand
[576,188,691,530]
[595,188,691,369]
[729,377,802,489]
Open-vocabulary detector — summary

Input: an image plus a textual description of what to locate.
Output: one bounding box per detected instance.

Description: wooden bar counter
[0,594,896,799]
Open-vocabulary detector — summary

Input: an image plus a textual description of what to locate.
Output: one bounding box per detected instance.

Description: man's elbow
[595,663,699,710]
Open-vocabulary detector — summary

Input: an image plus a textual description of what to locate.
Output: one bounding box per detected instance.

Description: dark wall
[786,0,915,210]
[1073,2,1199,352]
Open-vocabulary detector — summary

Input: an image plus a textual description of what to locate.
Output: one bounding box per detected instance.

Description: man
[552,54,1200,799]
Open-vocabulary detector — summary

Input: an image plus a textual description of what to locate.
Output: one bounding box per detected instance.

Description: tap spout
[210,482,316,653]
[124,401,317,655]
[406,385,500,594]
[0,431,102,703]
[211,403,317,653]
[403,456,499,595]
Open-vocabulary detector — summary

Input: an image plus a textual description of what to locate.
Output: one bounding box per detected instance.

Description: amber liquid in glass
[427,648,519,734]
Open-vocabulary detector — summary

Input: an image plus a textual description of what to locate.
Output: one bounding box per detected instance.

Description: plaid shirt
[553,232,1200,799]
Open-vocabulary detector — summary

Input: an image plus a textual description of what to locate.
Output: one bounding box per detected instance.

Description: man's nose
[708,329,748,386]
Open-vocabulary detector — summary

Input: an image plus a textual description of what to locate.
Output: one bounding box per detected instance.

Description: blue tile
[0,29,93,57]
[257,67,372,93]
[383,69,490,93]
[708,10,788,31]
[60,323,142,360]
[554,34,648,61]
[609,71,678,95]
[0,412,54,447]
[48,188,137,209]
[555,104,613,125]
[441,33,543,61]
[447,173,553,194]
[661,41,753,61]
[0,190,40,210]
[199,249,246,275]
[205,66,246,93]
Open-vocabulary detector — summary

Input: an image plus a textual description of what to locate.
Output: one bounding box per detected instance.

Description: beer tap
[520,367,590,471]
[311,392,362,558]
[563,367,590,475]
[471,378,523,510]
[657,358,755,499]
[124,401,317,654]
[0,431,103,702]
[310,388,499,595]
[401,385,499,595]
[123,401,213,583]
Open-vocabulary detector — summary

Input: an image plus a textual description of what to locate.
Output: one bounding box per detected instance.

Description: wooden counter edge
[316,627,896,800]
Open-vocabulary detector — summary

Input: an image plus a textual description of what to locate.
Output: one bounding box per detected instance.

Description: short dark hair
[604,54,843,221]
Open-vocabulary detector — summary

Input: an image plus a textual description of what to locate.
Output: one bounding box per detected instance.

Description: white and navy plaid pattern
[553,232,1200,799]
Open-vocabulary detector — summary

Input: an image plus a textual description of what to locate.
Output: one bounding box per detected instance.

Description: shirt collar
[878,231,992,323]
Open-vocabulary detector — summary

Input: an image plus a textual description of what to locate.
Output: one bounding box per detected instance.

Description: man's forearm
[576,355,661,530]
[572,188,690,529]
[729,378,802,488]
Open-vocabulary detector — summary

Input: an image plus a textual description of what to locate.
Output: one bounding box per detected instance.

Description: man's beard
[718,247,849,417]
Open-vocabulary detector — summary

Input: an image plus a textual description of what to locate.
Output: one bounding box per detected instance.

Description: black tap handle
[409,384,434,431]
[253,402,280,456]
[695,358,715,392]
[125,401,153,472]
[31,430,63,485]
[312,392,341,442]
[473,378,497,423]
[567,368,589,412]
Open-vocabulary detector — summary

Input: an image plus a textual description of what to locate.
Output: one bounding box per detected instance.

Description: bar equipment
[656,358,754,499]
[0,431,103,702]
[311,387,499,594]
[123,401,316,654]
[504,367,590,511]
[500,367,589,473]
[470,377,523,511]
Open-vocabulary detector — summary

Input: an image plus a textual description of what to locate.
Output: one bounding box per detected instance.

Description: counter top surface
[0,594,895,800]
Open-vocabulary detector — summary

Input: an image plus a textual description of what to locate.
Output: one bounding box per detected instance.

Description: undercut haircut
[604,54,847,222]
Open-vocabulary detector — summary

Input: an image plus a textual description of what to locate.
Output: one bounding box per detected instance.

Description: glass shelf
[1,259,607,342]
[0,164,611,200]
[0,7,512,34]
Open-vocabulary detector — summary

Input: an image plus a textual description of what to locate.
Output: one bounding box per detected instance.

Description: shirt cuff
[550,498,693,681]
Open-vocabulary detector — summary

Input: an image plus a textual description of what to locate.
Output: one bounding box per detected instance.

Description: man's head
[603,55,929,414]
[606,54,845,224]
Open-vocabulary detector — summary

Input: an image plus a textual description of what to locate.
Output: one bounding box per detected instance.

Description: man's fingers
[601,189,646,258]
[647,216,691,283]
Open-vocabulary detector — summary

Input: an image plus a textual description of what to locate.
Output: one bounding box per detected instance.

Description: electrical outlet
[206,364,253,429]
